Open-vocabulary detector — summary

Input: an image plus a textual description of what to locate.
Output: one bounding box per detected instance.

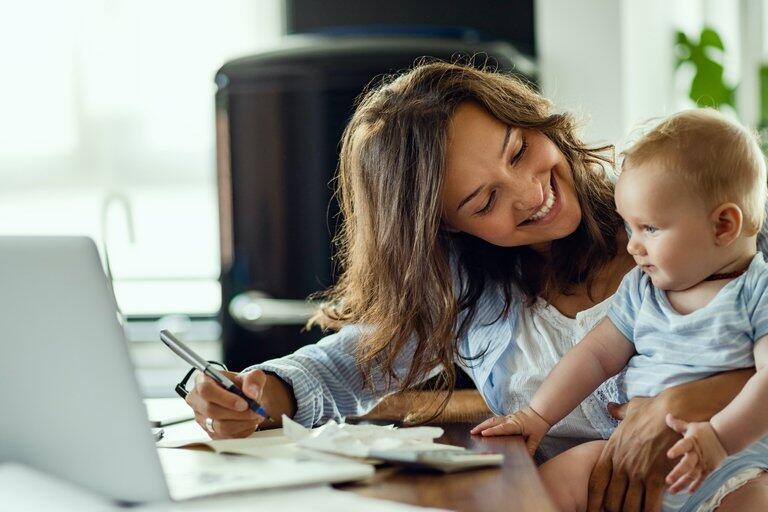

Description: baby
[472,109,768,511]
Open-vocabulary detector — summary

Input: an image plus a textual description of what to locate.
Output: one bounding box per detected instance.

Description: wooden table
[336,422,557,512]
[156,391,557,511]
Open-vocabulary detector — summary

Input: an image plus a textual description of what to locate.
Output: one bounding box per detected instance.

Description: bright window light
[0,0,283,317]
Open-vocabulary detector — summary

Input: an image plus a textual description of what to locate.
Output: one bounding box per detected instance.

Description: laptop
[0,236,372,504]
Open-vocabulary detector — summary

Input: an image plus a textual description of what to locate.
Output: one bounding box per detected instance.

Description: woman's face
[441,102,582,251]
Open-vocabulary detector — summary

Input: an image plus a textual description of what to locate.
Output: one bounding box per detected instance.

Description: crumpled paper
[281,415,449,458]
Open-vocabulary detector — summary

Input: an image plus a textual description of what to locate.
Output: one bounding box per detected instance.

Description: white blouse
[492,295,617,438]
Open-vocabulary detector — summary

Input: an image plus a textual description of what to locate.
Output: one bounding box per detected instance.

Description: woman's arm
[586,368,754,512]
[185,324,440,438]
[244,324,442,427]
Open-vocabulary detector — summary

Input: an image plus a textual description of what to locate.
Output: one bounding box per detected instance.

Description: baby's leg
[539,440,607,512]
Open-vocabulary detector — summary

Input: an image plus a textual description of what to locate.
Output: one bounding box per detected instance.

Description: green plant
[760,64,768,128]
[675,27,768,155]
[675,27,736,110]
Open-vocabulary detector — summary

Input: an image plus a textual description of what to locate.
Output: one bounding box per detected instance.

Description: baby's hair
[622,109,767,235]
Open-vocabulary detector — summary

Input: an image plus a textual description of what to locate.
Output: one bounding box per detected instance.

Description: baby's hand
[470,406,551,455]
[665,414,729,494]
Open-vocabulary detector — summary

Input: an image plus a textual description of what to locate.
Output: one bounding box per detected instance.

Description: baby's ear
[711,202,743,246]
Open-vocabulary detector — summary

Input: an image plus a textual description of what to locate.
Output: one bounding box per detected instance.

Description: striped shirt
[249,281,528,428]
[608,252,768,401]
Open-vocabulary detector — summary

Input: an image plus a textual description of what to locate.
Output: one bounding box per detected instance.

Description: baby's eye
[643,225,658,234]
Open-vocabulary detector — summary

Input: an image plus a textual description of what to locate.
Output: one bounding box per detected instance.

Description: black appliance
[215,34,536,371]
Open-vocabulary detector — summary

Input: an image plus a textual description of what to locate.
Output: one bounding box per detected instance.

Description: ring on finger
[205,417,215,433]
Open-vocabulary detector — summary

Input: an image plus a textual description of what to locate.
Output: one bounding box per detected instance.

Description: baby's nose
[627,238,645,256]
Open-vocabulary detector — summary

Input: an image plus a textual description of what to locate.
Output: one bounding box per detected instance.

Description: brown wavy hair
[309,60,621,415]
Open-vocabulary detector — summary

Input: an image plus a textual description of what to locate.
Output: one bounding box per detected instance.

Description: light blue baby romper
[607,253,768,511]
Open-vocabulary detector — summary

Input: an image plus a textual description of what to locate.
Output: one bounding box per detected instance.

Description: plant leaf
[700,27,725,50]
[675,27,737,110]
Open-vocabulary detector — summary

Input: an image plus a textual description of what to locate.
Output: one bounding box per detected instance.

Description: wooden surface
[340,390,556,512]
[162,390,555,511]
[356,389,493,425]
[337,422,556,512]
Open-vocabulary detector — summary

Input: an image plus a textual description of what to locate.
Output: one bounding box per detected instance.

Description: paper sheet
[157,421,349,463]
[144,398,195,426]
[159,416,462,461]
[158,449,374,500]
[282,416,461,458]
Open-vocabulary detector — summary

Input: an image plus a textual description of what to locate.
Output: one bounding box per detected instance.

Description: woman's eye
[510,135,528,166]
[476,191,496,216]
[643,225,658,234]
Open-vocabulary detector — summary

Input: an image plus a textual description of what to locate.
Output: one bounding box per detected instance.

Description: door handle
[229,291,317,331]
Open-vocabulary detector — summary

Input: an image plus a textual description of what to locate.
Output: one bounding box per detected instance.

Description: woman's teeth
[527,185,555,222]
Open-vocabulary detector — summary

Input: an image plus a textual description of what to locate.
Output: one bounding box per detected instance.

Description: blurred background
[1,0,765,396]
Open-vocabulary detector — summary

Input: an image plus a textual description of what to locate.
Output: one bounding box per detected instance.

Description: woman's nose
[510,177,544,211]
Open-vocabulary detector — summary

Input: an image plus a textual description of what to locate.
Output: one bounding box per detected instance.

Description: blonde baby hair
[622,108,767,235]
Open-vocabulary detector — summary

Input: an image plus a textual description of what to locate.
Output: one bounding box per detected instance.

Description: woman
[186,62,768,510]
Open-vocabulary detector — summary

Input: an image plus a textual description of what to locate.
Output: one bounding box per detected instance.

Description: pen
[159,329,270,419]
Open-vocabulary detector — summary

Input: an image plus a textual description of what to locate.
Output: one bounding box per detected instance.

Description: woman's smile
[517,173,562,227]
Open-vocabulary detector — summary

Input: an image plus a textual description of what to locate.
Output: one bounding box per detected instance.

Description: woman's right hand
[184,369,295,439]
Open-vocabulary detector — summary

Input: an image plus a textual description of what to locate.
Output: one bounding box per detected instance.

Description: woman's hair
[308,60,621,415]
[622,108,767,235]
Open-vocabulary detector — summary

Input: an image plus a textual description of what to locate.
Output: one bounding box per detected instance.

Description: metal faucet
[100,192,136,307]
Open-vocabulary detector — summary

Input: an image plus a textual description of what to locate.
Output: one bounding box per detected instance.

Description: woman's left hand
[586,397,677,512]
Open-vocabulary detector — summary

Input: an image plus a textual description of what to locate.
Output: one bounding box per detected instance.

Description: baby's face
[615,163,718,291]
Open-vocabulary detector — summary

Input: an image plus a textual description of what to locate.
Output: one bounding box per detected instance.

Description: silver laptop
[0,237,372,504]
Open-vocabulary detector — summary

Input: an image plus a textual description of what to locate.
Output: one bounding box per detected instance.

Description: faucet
[100,191,136,298]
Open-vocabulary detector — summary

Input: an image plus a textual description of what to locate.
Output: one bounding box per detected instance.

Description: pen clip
[203,364,232,387]
[159,329,208,371]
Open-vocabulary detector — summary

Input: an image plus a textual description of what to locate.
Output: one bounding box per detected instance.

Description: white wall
[535,0,677,150]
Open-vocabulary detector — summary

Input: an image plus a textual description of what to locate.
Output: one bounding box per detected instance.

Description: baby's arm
[473,318,635,451]
[529,317,635,425]
[665,337,768,493]
[710,337,768,452]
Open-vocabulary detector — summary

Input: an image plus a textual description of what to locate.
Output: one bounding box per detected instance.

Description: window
[0,0,283,317]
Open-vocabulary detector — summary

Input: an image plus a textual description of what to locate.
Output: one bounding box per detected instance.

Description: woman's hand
[470,406,551,455]
[587,368,752,512]
[184,369,297,439]
[586,397,676,512]
[586,397,677,512]
[664,415,728,494]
